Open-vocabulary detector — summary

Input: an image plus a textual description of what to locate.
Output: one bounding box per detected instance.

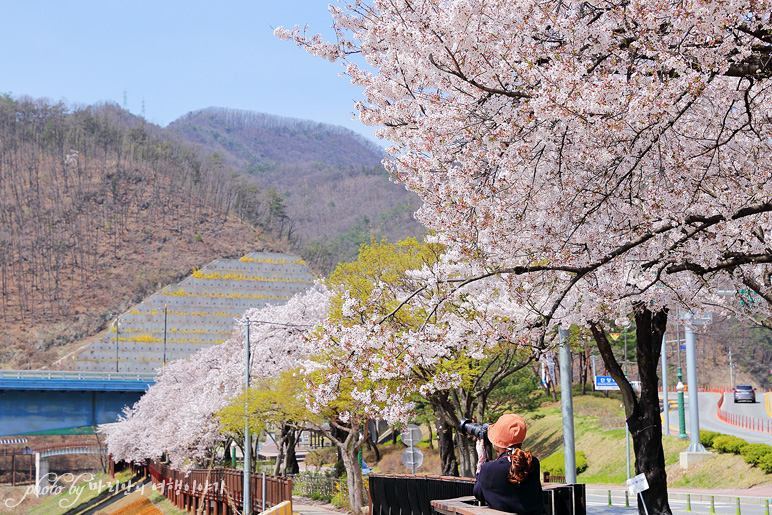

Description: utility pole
[559,325,576,483]
[114,318,120,373]
[684,317,706,452]
[662,334,670,436]
[244,318,252,515]
[728,348,734,389]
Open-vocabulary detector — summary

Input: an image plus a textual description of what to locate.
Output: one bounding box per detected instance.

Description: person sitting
[473,413,543,515]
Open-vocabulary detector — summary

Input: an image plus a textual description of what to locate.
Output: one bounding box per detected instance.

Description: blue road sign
[594,375,620,391]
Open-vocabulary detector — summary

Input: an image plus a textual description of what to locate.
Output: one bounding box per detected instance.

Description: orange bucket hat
[487,413,527,448]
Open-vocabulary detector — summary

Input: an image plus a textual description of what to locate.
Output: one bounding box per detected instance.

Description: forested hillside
[0,97,285,368]
[167,108,424,271]
[0,97,423,369]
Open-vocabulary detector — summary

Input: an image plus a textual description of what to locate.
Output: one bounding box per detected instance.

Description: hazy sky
[2,1,375,139]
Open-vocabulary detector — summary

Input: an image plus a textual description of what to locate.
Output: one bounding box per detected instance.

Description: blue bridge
[0,370,155,436]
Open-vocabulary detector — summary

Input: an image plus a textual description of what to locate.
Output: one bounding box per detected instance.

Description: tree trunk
[273,433,285,476]
[320,421,365,515]
[591,304,672,515]
[429,393,460,476]
[284,426,299,475]
[435,410,459,476]
[365,437,381,461]
[341,447,364,514]
[456,431,475,478]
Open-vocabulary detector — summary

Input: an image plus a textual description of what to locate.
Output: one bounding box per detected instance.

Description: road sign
[401,424,422,447]
[401,447,424,472]
[627,473,649,496]
[594,375,620,391]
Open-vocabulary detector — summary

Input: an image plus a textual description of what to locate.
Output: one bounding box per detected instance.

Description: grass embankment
[0,470,133,515]
[526,395,769,488]
[359,395,769,489]
[28,470,135,515]
[142,488,188,515]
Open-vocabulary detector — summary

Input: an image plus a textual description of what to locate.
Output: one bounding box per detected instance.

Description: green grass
[524,395,770,489]
[146,488,189,515]
[27,470,133,515]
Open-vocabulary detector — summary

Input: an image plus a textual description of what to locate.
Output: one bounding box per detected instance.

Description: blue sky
[1,1,375,140]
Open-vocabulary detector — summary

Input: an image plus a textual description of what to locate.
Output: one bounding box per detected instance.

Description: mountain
[0,97,281,369]
[167,108,385,168]
[0,98,423,370]
[166,108,424,272]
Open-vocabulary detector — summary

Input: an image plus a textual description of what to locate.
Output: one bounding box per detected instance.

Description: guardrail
[658,385,772,394]
[0,370,156,381]
[716,390,772,434]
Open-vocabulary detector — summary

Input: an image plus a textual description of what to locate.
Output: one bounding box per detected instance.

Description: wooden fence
[143,459,292,515]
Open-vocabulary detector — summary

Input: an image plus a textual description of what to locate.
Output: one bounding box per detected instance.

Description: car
[733,384,756,403]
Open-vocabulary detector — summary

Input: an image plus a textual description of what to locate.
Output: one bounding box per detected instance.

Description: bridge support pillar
[35,453,50,497]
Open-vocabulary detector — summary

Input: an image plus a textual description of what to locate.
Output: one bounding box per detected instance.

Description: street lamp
[243,318,252,515]
[728,347,734,389]
[240,317,312,515]
[113,317,121,373]
[676,368,687,439]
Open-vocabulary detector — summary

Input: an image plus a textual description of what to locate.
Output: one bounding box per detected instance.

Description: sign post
[594,376,620,391]
[400,424,423,474]
[627,473,650,515]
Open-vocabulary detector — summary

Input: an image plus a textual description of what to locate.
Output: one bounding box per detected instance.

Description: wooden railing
[368,473,585,515]
[146,459,292,514]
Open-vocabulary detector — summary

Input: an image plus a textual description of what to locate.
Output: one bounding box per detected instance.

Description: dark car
[734,385,756,403]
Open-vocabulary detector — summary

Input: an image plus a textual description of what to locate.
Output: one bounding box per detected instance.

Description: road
[662,391,772,444]
[587,490,770,515]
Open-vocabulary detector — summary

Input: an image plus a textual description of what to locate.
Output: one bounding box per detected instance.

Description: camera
[458,418,490,442]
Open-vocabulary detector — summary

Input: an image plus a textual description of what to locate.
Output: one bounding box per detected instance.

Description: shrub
[333,459,346,478]
[758,453,772,474]
[712,435,748,454]
[700,431,721,449]
[306,447,338,470]
[540,451,588,476]
[741,443,772,466]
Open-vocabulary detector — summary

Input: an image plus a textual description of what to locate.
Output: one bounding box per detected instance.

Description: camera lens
[458,418,489,442]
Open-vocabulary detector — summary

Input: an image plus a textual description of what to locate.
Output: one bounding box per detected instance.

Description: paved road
[587,488,772,515]
[662,392,772,443]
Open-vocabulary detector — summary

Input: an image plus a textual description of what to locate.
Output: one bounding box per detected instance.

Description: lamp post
[558,324,576,484]
[239,317,312,514]
[163,304,168,366]
[684,319,706,452]
[114,317,121,373]
[243,317,252,515]
[676,368,688,439]
[662,333,670,436]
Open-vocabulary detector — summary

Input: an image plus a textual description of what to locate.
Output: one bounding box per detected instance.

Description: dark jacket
[473,454,543,515]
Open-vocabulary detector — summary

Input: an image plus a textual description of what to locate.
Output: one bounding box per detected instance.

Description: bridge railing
[33,442,104,453]
[0,370,156,382]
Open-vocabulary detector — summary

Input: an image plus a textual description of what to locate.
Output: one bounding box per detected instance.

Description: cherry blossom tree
[278,2,772,513]
[313,238,545,476]
[104,286,332,469]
